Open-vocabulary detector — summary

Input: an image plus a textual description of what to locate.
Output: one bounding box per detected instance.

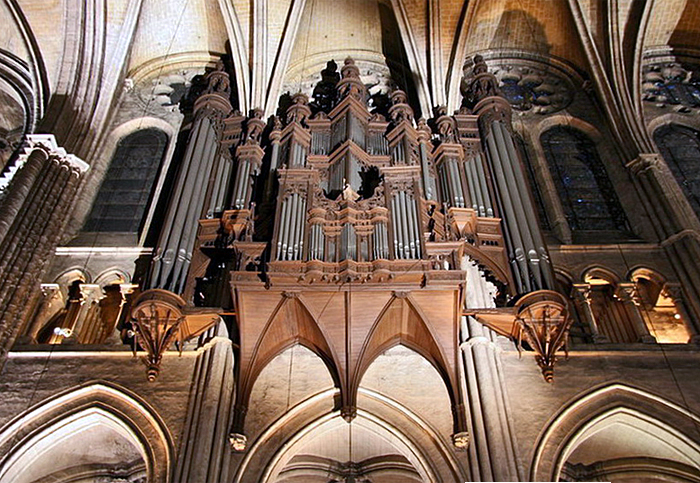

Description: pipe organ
[140,54,567,444]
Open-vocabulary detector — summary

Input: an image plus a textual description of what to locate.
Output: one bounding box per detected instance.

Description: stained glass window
[84,129,168,233]
[541,126,627,231]
[654,124,700,217]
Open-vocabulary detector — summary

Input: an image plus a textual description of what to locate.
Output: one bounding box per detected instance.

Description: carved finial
[460,54,501,110]
[205,60,231,95]
[244,108,265,145]
[286,92,311,125]
[388,89,414,123]
[311,60,340,113]
[435,105,458,143]
[337,57,367,101]
[342,57,359,77]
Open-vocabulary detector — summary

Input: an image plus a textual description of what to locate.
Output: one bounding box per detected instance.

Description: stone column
[663,282,700,343]
[0,135,88,368]
[459,316,520,481]
[173,321,235,483]
[628,154,700,330]
[572,283,608,343]
[615,282,656,343]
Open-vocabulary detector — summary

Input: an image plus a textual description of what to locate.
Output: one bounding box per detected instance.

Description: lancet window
[654,124,700,217]
[541,126,627,232]
[84,128,168,234]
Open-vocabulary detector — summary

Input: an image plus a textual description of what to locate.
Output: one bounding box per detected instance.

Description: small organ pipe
[406,192,417,258]
[297,198,307,259]
[220,156,234,211]
[288,194,299,260]
[476,153,494,217]
[391,195,400,258]
[466,157,481,213]
[399,191,410,259]
[407,195,419,258]
[278,197,289,260]
[449,161,460,207]
[439,165,450,207]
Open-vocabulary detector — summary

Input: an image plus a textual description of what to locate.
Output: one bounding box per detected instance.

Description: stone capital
[626,153,663,177]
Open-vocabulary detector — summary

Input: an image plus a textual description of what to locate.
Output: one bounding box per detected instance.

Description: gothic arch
[523,115,616,243]
[652,123,700,218]
[540,125,628,234]
[54,267,90,285]
[0,382,173,483]
[76,118,176,243]
[355,294,452,394]
[93,267,131,286]
[1,0,49,133]
[235,388,464,483]
[581,265,622,285]
[531,383,700,481]
[648,111,700,138]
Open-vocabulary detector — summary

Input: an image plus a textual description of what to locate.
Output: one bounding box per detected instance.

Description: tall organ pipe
[485,129,529,293]
[491,122,543,289]
[151,114,223,293]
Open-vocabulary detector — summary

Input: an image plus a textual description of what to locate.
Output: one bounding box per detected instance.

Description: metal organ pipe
[408,195,420,258]
[405,192,417,258]
[475,153,494,217]
[419,143,434,200]
[207,153,226,216]
[485,128,529,293]
[391,195,400,258]
[151,117,204,287]
[220,155,234,210]
[382,222,389,258]
[287,194,297,261]
[492,122,542,289]
[277,196,290,260]
[501,125,554,289]
[399,191,411,259]
[297,198,307,259]
[449,160,464,207]
[466,157,481,214]
[232,161,244,209]
[439,165,450,207]
[241,161,252,207]
[288,194,299,260]
[169,121,219,293]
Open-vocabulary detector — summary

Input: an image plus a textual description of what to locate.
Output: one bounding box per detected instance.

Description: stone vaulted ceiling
[2,0,699,161]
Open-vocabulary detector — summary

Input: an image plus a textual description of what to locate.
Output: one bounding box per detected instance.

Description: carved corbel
[129,289,220,381]
[469,290,573,382]
[513,290,572,382]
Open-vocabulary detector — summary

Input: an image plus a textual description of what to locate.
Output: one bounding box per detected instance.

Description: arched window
[84,129,168,233]
[653,124,700,217]
[541,126,627,232]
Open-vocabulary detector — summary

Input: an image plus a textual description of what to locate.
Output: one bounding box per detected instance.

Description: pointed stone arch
[0,382,173,483]
[531,383,700,481]
[235,388,466,483]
